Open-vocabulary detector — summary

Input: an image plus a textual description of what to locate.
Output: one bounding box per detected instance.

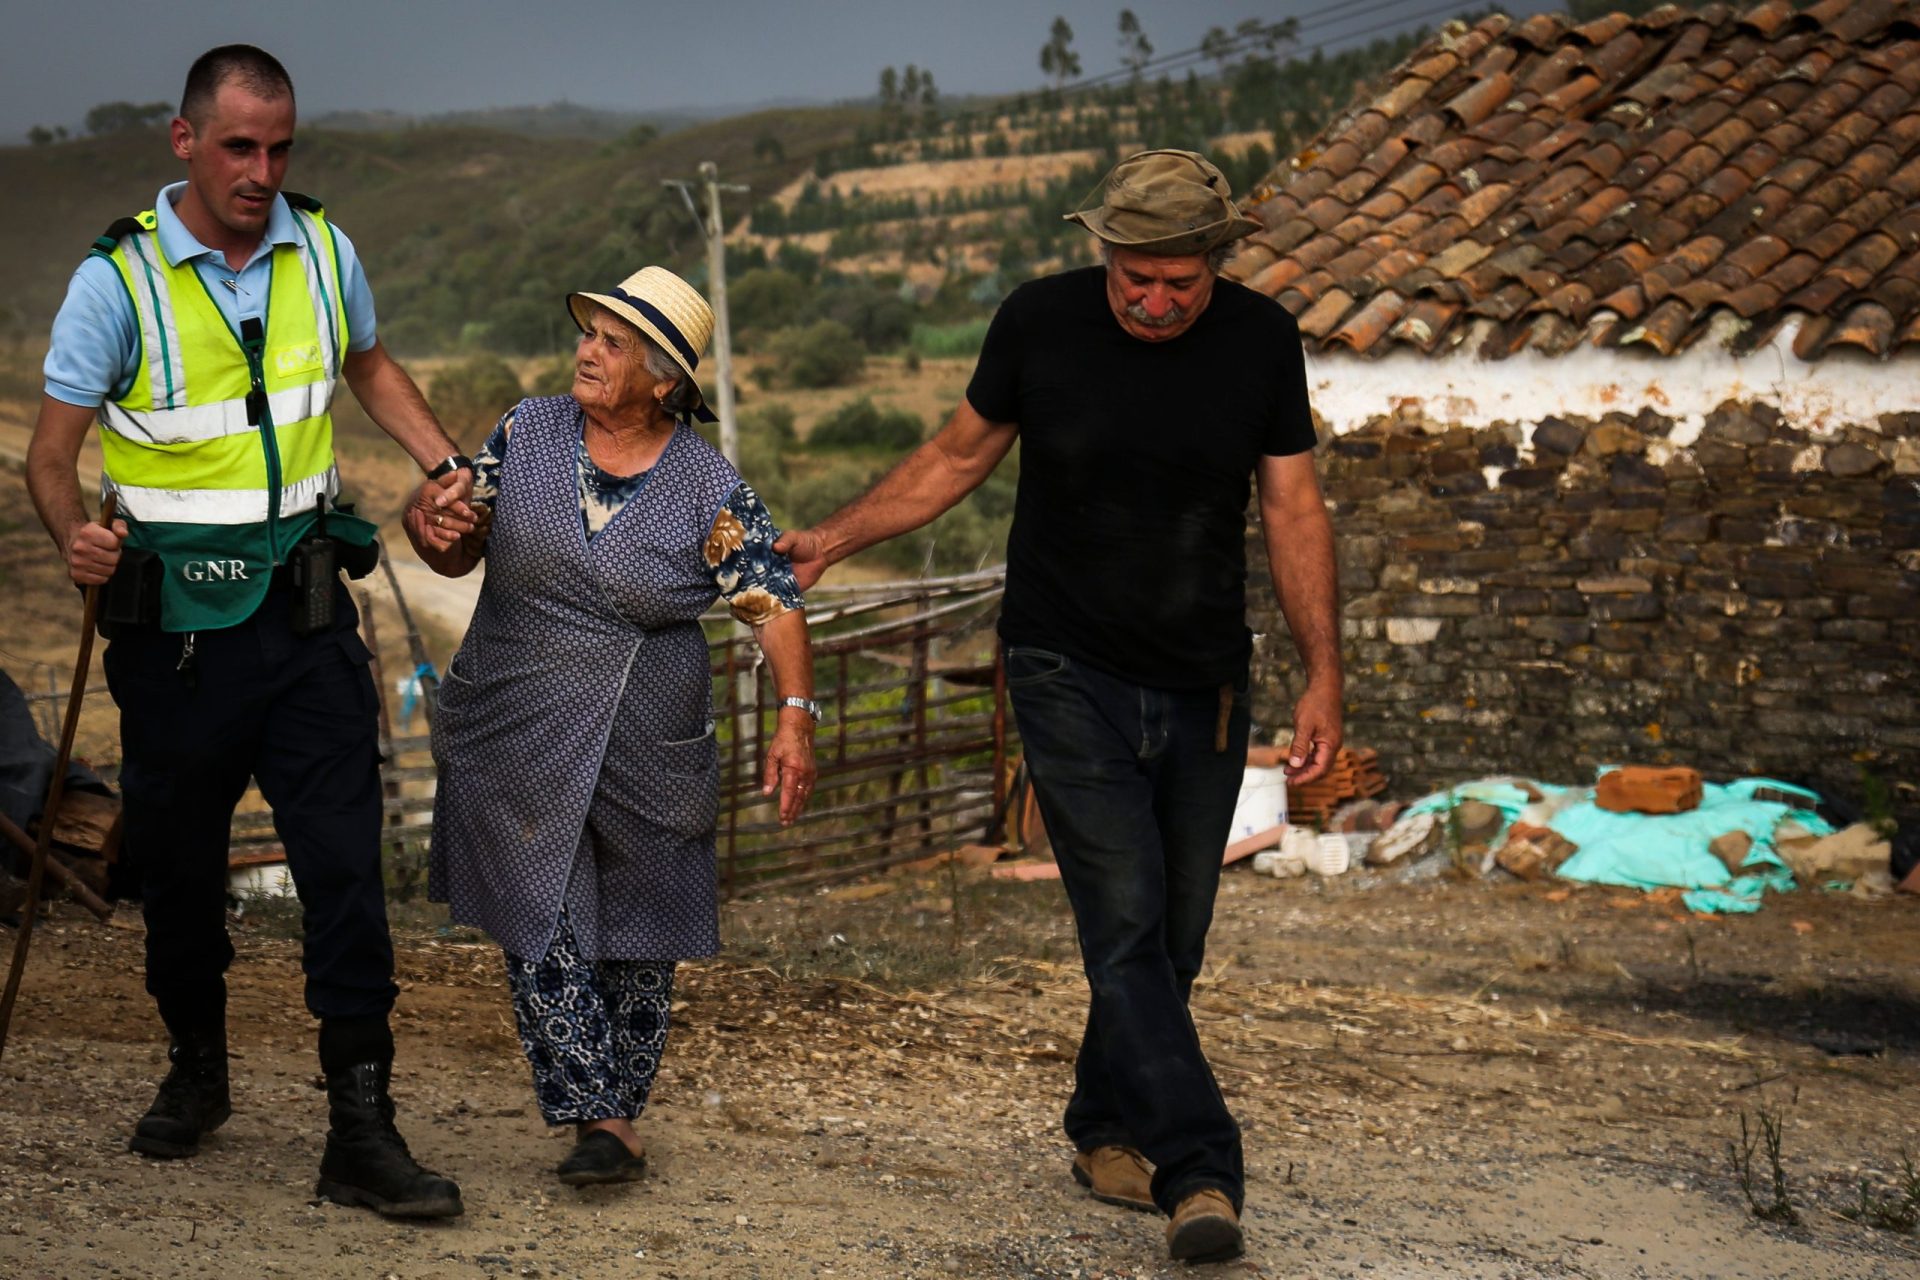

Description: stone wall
[1245,401,1920,821]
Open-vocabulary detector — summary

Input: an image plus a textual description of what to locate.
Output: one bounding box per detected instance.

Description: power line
[714,1,1489,222]
[1061,1,1487,98]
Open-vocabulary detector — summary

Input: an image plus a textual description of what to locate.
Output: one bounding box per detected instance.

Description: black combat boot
[129,1030,231,1158]
[314,1061,463,1218]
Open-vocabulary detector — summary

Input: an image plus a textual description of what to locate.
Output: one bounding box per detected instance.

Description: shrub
[736,430,790,517]
[764,320,865,389]
[775,242,823,282]
[427,355,523,445]
[808,397,922,453]
[879,460,1017,575]
[817,281,915,352]
[485,295,569,357]
[786,456,883,528]
[741,402,798,446]
[527,356,575,397]
[909,319,992,359]
[729,268,809,337]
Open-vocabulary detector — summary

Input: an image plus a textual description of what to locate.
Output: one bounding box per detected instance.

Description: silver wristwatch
[780,696,823,723]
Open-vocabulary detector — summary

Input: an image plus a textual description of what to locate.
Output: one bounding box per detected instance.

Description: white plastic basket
[1309,831,1352,876]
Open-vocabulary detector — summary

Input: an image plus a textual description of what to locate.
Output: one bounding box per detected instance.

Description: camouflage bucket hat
[1064,148,1262,256]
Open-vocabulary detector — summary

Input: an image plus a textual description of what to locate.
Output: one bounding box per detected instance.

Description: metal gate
[708,568,1013,894]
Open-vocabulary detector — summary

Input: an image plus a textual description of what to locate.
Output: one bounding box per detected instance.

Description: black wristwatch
[425,453,472,480]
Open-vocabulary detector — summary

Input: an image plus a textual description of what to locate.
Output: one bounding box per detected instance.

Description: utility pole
[665,163,749,463]
[666,163,757,756]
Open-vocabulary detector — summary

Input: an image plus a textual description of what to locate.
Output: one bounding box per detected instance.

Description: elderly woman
[403,266,816,1185]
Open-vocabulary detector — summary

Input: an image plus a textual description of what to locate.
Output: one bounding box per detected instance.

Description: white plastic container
[1253,846,1309,878]
[1309,831,1352,876]
[1279,824,1320,869]
[1228,766,1290,842]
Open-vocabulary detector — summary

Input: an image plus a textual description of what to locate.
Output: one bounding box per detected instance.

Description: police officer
[25,45,474,1219]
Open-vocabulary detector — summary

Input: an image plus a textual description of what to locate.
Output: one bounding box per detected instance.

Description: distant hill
[310,101,707,141]
[0,105,868,354]
[0,7,1532,357]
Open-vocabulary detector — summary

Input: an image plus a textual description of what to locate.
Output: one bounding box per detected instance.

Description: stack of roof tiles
[1228,0,1920,361]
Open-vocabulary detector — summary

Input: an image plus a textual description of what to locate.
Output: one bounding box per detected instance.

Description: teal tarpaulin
[1406,772,1834,913]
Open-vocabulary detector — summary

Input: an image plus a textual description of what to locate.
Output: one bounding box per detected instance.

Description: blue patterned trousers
[503,910,677,1125]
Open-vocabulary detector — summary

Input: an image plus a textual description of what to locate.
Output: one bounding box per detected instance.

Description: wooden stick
[0,491,116,1059]
[0,812,112,923]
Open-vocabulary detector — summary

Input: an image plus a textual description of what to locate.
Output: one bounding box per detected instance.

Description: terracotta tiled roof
[1228,1,1920,359]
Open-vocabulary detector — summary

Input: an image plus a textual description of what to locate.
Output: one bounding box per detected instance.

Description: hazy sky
[2,0,1565,139]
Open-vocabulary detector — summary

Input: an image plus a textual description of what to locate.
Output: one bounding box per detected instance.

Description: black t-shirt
[966,266,1316,689]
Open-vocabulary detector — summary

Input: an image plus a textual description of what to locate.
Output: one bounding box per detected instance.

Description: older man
[26,45,470,1217]
[777,149,1340,1263]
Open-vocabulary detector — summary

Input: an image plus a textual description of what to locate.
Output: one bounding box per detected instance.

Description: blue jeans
[1006,643,1249,1214]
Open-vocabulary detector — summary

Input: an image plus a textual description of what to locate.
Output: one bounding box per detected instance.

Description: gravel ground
[3,868,1918,1279]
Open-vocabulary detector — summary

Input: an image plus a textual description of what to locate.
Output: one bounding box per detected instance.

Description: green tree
[1118,9,1153,80]
[741,402,798,447]
[528,357,575,397]
[775,241,823,282]
[807,397,922,452]
[817,280,914,351]
[486,295,567,356]
[729,268,810,337]
[764,320,865,389]
[1039,17,1081,88]
[734,404,796,513]
[787,455,883,528]
[1200,26,1235,75]
[26,125,55,146]
[83,100,171,134]
[427,355,524,447]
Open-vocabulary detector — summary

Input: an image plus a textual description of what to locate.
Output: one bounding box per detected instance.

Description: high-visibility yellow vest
[92,193,374,631]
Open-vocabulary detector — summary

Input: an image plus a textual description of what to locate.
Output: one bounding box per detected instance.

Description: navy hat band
[608,287,701,370]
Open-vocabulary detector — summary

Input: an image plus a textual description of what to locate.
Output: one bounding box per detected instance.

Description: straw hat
[567,266,718,422]
[1064,149,1261,257]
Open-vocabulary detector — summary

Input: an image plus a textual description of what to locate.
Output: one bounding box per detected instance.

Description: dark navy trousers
[1005,643,1249,1214]
[104,577,397,1038]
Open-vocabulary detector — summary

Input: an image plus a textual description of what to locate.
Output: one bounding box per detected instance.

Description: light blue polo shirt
[44,181,378,408]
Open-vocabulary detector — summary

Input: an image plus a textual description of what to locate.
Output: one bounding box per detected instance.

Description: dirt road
[3,871,1917,1279]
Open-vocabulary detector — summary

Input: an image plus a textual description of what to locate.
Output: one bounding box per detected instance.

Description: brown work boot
[1070,1144,1155,1211]
[1166,1188,1243,1264]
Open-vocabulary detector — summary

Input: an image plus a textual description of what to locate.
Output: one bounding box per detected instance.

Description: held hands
[66,517,129,586]
[770,527,828,592]
[402,470,480,556]
[1285,680,1344,786]
[763,706,819,826]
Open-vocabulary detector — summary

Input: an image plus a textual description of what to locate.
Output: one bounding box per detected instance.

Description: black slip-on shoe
[556,1129,648,1186]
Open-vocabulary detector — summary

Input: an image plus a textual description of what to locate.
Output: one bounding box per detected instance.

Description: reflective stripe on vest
[107,463,341,527]
[100,203,348,527]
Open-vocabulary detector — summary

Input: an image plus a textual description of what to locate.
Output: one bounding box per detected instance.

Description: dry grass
[767,152,1104,208]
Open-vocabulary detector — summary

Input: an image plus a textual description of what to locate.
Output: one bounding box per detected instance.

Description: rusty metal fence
[17,567,1017,900]
[707,568,1014,894]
